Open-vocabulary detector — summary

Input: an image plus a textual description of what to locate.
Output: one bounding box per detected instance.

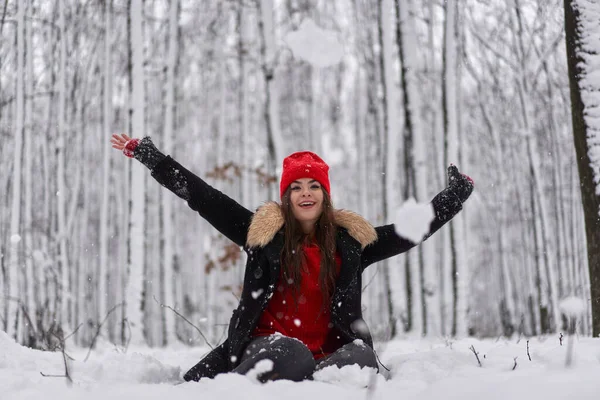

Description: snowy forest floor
[1,331,599,400]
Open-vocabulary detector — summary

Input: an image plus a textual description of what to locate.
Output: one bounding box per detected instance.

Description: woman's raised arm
[111,134,252,247]
[360,165,474,270]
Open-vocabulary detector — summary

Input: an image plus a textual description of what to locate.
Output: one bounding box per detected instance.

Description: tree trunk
[7,0,25,340]
[378,0,400,338]
[126,0,147,345]
[443,0,468,337]
[161,0,179,346]
[396,0,426,335]
[258,0,283,196]
[564,0,600,336]
[512,0,559,333]
[22,0,36,345]
[99,0,113,342]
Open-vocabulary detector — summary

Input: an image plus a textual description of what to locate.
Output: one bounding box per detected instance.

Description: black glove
[134,136,167,170]
[447,164,474,203]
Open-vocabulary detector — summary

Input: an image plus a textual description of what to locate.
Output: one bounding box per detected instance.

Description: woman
[111,133,474,383]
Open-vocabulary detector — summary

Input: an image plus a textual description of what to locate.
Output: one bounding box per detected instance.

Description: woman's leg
[233,335,316,382]
[315,341,378,371]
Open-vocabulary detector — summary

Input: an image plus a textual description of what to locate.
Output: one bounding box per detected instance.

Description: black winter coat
[139,147,466,382]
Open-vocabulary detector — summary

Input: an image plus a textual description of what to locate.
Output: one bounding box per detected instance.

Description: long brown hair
[280,188,337,308]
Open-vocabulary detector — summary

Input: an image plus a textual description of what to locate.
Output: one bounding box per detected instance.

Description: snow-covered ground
[2,331,599,400]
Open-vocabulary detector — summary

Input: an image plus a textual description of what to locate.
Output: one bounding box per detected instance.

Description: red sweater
[252,243,342,359]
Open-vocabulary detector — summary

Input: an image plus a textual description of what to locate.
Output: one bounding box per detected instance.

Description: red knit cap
[280,151,330,198]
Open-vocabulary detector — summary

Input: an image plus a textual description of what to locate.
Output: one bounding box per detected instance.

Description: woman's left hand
[111,133,140,158]
[447,164,474,203]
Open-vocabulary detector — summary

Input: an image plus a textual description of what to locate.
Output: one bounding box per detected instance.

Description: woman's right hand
[111,133,140,158]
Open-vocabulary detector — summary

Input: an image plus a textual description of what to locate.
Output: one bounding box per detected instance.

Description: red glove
[123,138,140,158]
[448,164,474,203]
[462,173,474,186]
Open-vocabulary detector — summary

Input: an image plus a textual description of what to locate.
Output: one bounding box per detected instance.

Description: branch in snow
[40,325,82,386]
[527,340,532,361]
[84,302,125,362]
[469,345,482,367]
[152,296,213,349]
[512,357,518,371]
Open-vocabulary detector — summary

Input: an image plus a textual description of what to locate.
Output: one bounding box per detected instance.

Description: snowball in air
[393,198,435,243]
[10,234,21,244]
[283,19,344,68]
[559,296,586,317]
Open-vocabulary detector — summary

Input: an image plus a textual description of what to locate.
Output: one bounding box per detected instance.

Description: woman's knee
[235,335,316,382]
[316,340,378,371]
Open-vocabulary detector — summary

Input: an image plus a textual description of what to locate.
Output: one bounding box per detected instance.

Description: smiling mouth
[298,201,316,209]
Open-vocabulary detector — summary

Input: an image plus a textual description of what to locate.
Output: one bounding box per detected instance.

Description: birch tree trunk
[99,0,113,339]
[56,0,72,339]
[396,0,426,335]
[7,0,25,340]
[564,0,600,336]
[160,0,179,346]
[23,0,35,345]
[443,0,468,337]
[378,0,400,338]
[126,0,147,345]
[238,0,251,211]
[258,0,284,192]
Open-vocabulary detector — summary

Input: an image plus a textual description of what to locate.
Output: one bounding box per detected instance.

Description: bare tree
[564,0,600,336]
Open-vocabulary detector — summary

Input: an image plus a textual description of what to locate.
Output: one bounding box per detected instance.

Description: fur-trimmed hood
[246,201,377,249]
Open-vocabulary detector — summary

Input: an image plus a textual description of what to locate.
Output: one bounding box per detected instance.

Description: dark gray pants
[233,335,378,383]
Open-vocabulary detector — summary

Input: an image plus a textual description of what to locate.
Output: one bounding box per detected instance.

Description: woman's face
[289,178,324,232]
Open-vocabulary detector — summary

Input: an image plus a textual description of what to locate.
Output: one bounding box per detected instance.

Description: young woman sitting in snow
[111,133,474,383]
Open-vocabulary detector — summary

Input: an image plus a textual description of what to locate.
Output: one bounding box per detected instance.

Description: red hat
[280,151,330,198]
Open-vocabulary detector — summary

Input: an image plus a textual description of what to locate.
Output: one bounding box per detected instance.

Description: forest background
[0,0,591,350]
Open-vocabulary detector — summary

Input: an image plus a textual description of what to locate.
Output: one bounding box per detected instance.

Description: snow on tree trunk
[126,0,147,346]
[7,0,25,340]
[98,0,112,338]
[161,0,179,346]
[564,0,600,337]
[396,0,426,335]
[258,0,284,192]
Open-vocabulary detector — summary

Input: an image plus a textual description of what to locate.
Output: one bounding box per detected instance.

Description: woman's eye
[291,187,301,191]
[311,185,321,190]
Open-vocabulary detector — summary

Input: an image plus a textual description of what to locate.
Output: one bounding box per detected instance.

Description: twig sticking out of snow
[559,333,564,346]
[40,324,82,386]
[84,302,125,362]
[512,357,518,371]
[527,340,532,361]
[469,345,482,367]
[153,295,213,349]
